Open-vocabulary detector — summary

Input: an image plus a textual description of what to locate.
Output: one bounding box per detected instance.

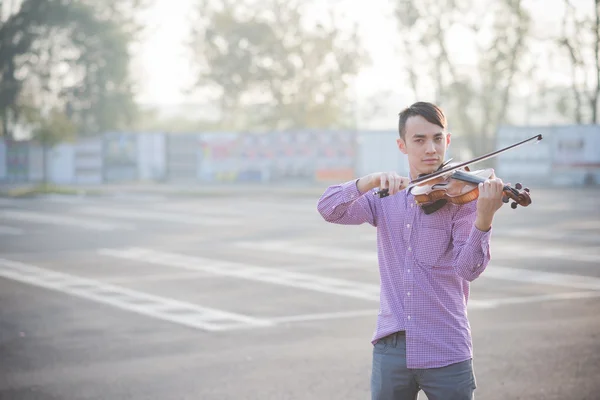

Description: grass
[0,183,101,198]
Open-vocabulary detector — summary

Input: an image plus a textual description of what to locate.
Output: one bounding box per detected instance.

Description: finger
[380,174,387,190]
[482,179,491,196]
[390,174,398,194]
[486,180,496,198]
[494,178,504,195]
[386,175,395,194]
[395,175,403,194]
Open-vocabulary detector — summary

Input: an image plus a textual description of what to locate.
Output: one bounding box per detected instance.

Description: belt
[382,330,405,340]
[379,331,406,347]
[387,330,405,337]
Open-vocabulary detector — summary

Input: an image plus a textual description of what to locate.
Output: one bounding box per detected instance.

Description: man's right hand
[357,172,410,196]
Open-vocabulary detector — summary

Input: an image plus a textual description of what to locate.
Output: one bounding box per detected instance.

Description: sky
[132,0,406,107]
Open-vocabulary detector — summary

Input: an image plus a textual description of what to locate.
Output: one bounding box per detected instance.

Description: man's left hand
[474,177,505,231]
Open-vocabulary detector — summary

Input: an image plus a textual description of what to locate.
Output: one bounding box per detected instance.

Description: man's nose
[425,140,436,153]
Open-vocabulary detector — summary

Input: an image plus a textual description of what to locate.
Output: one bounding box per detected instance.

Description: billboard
[314,130,356,182]
[198,132,240,182]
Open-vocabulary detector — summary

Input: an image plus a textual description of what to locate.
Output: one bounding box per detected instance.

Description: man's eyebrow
[412,132,444,138]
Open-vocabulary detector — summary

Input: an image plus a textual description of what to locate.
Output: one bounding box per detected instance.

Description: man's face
[396,115,451,179]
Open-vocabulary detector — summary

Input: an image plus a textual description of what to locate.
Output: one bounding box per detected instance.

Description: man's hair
[398,102,447,139]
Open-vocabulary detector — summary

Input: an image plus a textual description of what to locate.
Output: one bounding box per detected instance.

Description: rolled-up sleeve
[317,179,378,226]
[451,202,492,281]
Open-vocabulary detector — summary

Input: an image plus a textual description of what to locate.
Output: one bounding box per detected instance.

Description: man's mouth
[423,159,439,164]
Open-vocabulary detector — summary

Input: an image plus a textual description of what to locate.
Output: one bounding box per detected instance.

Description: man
[317,102,505,400]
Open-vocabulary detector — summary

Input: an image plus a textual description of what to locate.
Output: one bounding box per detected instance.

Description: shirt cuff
[340,179,363,203]
[470,224,491,241]
[469,224,492,254]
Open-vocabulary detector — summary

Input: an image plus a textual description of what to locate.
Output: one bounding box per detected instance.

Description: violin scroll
[501,182,532,209]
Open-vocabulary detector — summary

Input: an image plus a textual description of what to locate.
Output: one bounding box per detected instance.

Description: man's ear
[446,132,452,148]
[397,137,408,155]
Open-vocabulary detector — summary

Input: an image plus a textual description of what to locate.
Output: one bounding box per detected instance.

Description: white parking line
[76,207,240,226]
[103,271,212,284]
[0,258,272,331]
[98,247,381,301]
[0,210,134,231]
[2,255,597,331]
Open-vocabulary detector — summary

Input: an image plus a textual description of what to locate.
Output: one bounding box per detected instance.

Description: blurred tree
[132,106,223,133]
[554,0,600,123]
[394,0,531,156]
[0,0,146,140]
[188,0,367,132]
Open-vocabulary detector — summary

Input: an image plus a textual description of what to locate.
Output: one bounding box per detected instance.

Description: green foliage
[132,106,223,133]
[30,108,77,147]
[0,0,145,139]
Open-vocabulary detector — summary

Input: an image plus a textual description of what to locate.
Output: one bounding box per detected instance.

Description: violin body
[411,168,493,206]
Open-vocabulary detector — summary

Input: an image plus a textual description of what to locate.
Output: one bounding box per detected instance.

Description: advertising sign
[198,132,240,182]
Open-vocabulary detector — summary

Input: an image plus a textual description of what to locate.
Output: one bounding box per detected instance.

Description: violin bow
[404,134,543,190]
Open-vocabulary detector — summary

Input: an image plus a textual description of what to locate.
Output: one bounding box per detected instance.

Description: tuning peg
[502,195,509,203]
[511,202,518,209]
[524,187,530,192]
[515,183,522,190]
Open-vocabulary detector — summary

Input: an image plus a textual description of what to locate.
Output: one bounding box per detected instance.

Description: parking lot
[0,185,599,400]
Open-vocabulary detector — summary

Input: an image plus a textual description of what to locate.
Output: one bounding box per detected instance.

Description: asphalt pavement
[0,185,599,400]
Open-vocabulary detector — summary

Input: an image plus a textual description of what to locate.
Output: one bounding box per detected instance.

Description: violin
[410,165,531,210]
[374,134,543,213]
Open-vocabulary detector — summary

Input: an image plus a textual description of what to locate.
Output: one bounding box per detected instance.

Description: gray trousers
[371,332,477,400]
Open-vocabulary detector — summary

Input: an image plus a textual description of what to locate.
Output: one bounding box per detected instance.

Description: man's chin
[419,164,441,175]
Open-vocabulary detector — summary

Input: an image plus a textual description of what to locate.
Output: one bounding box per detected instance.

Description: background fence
[1,125,598,187]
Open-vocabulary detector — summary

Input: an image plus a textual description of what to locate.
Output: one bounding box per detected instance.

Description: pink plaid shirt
[317,179,492,369]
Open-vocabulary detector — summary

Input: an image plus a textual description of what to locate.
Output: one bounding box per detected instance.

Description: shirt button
[407,315,411,320]
[408,247,412,252]
[407,269,410,273]
[410,203,414,208]
[407,292,411,296]
[406,224,410,228]
[477,263,481,267]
